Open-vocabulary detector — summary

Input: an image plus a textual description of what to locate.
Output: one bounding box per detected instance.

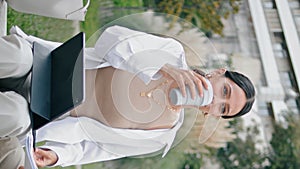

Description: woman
[1,26,255,167]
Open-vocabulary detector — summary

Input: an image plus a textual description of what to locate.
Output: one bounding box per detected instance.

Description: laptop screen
[30,32,85,129]
[51,33,85,118]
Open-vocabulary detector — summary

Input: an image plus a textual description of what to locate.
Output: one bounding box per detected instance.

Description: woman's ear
[207,68,226,77]
[217,68,226,74]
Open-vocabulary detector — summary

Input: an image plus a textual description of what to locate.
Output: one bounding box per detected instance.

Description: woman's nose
[202,96,226,115]
[212,95,226,104]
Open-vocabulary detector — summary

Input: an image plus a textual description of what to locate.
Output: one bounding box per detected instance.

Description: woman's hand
[34,148,58,167]
[160,64,208,99]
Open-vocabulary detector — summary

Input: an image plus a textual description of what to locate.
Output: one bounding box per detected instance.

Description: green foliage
[113,0,143,7]
[155,0,241,36]
[265,113,300,169]
[7,7,74,42]
[102,149,198,169]
[80,0,102,39]
[215,119,266,169]
[86,0,144,34]
[179,153,203,169]
[215,113,300,169]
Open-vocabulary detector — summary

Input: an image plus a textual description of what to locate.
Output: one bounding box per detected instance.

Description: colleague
[0,137,25,169]
[0,34,33,169]
[1,25,255,167]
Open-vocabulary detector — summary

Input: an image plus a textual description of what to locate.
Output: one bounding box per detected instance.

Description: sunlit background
[2,0,300,168]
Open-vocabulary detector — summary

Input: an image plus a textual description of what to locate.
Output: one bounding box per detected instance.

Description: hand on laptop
[34,148,58,167]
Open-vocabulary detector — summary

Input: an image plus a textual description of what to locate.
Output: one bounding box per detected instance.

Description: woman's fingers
[34,148,58,167]
[184,70,197,99]
[177,73,187,97]
[34,149,46,167]
[160,64,207,99]
[193,72,208,89]
[193,71,209,97]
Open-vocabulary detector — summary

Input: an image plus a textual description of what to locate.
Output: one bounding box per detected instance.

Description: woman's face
[199,69,247,117]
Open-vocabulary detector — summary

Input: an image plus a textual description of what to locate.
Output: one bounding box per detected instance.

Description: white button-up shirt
[27,25,189,167]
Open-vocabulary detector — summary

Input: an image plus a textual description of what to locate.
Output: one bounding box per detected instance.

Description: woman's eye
[223,86,228,97]
[221,103,226,115]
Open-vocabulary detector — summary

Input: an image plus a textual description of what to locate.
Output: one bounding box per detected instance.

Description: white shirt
[23,25,189,167]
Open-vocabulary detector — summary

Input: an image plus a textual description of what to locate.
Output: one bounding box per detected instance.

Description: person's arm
[94,26,208,97]
[159,64,209,99]
[34,141,125,167]
[35,117,126,167]
[33,148,58,167]
[94,25,188,85]
[10,25,62,50]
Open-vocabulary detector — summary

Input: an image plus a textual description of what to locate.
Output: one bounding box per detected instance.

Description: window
[286,99,300,114]
[289,1,300,9]
[280,72,293,87]
[263,0,277,9]
[273,32,284,43]
[257,101,274,116]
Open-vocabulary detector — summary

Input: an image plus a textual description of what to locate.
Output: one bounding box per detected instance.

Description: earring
[205,73,212,78]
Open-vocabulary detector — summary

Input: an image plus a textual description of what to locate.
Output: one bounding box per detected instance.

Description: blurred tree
[179,114,236,154]
[174,110,236,168]
[214,112,300,169]
[214,119,267,169]
[180,153,202,169]
[265,113,300,169]
[154,0,241,37]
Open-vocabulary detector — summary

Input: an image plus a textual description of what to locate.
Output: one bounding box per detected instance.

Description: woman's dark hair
[192,68,255,118]
[222,70,255,119]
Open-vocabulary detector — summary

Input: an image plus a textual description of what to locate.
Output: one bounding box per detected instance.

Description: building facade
[210,0,300,146]
[249,0,300,121]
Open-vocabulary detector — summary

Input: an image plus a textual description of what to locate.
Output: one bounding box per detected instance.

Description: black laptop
[30,32,85,130]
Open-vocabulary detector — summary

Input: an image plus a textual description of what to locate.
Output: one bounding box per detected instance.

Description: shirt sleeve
[9,25,62,50]
[93,25,188,84]
[35,113,183,167]
[40,141,125,167]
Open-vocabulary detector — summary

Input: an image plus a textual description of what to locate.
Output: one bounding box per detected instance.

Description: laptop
[30,32,85,130]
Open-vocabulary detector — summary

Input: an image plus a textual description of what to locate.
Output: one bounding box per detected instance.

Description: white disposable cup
[169,78,213,107]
